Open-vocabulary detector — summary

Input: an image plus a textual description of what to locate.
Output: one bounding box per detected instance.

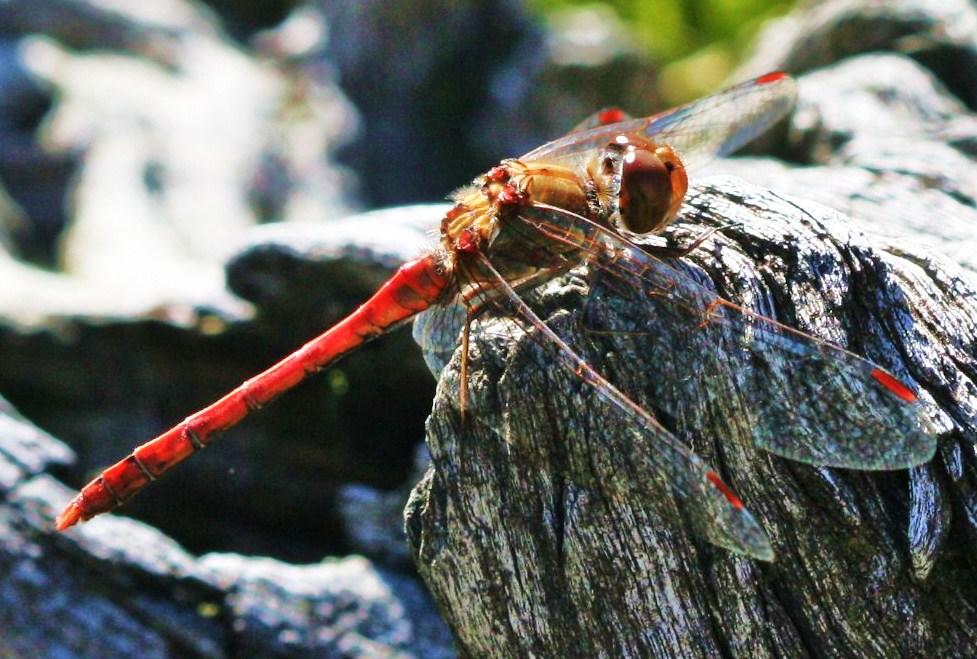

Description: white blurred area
[3,0,359,320]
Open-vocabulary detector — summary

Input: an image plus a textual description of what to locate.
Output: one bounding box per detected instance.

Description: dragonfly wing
[413,301,468,378]
[595,249,936,470]
[568,107,633,133]
[462,247,774,560]
[522,72,797,173]
[514,204,937,471]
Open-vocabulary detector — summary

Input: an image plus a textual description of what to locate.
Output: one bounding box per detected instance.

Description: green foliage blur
[527,0,795,103]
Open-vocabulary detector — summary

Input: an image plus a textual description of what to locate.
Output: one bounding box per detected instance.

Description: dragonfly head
[607,136,689,235]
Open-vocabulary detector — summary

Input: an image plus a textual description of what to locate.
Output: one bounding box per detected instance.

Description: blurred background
[0,0,796,562]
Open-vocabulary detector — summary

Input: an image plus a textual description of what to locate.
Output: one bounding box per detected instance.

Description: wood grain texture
[406,54,977,657]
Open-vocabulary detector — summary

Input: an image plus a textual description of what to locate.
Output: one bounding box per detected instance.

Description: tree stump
[405,50,977,659]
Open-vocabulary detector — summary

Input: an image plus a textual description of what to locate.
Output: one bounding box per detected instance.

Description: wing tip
[756,71,789,85]
[706,470,744,510]
[871,368,918,403]
[598,108,628,126]
[754,544,776,562]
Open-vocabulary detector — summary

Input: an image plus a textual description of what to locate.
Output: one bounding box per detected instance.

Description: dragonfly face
[613,138,689,234]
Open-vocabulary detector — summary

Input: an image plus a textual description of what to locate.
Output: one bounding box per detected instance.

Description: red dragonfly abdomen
[56,254,450,530]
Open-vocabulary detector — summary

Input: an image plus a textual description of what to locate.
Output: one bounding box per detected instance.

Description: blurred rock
[0,403,452,656]
[487,3,660,150]
[0,0,357,280]
[0,0,207,54]
[0,38,75,263]
[0,179,28,257]
[0,396,73,494]
[309,0,659,207]
[739,0,977,108]
[198,0,297,42]
[716,55,977,272]
[196,553,453,658]
[337,444,435,569]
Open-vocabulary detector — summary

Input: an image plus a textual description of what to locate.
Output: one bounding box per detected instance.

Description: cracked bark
[406,175,977,657]
[405,51,977,658]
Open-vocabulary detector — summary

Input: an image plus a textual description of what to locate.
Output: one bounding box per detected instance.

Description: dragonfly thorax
[442,160,591,248]
[441,159,595,309]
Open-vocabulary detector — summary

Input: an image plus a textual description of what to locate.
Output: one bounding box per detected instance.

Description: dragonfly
[55,72,937,560]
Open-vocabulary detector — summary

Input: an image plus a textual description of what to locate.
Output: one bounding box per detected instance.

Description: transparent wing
[568,107,633,133]
[463,249,774,560]
[514,203,937,471]
[522,72,797,172]
[413,301,468,378]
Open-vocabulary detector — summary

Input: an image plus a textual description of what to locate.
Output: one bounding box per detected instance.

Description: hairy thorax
[439,159,597,306]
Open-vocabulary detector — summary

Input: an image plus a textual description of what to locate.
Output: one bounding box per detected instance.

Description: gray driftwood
[405,52,977,659]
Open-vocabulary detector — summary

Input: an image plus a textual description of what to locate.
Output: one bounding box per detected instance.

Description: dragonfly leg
[643,222,741,259]
[458,308,473,427]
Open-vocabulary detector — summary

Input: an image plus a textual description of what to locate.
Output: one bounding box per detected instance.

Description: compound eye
[619,145,688,234]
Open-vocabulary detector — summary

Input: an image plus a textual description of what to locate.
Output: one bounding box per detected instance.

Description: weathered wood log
[405,60,977,658]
